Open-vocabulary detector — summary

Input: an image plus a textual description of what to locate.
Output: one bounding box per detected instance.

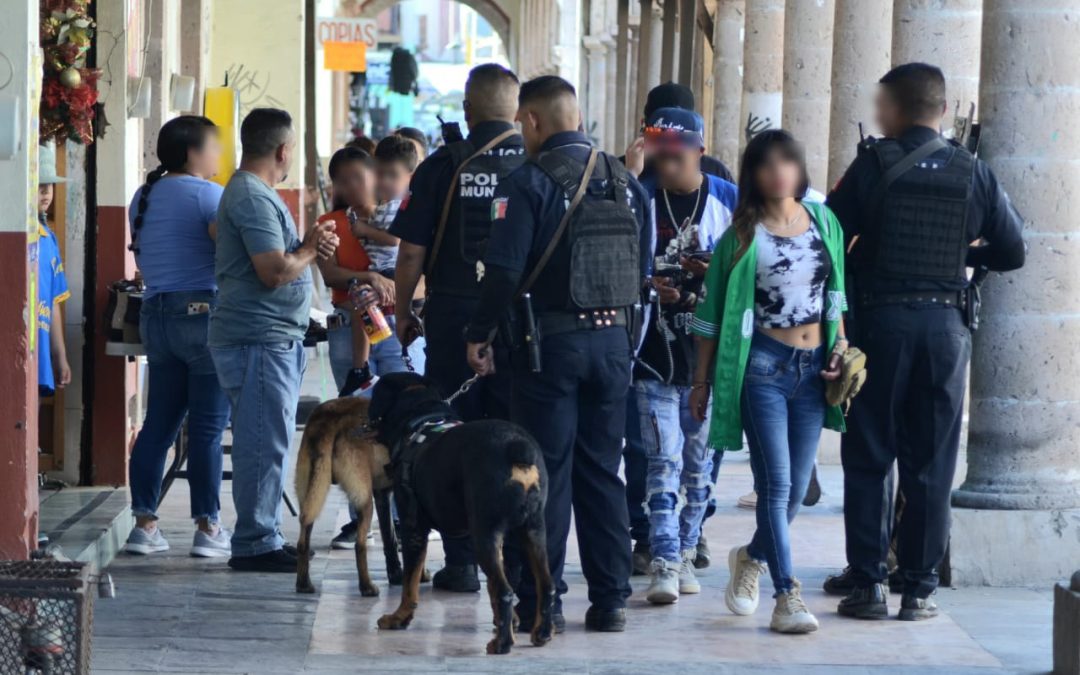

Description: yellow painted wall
[209,1,306,188]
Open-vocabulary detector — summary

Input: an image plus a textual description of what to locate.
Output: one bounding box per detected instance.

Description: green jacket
[690,201,848,450]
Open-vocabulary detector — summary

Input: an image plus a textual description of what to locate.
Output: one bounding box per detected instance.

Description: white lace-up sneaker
[645,558,680,605]
[191,527,232,558]
[770,579,819,634]
[725,545,766,615]
[125,526,170,555]
[678,549,701,594]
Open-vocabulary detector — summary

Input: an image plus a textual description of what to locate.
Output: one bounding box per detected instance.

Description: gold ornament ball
[59,67,81,89]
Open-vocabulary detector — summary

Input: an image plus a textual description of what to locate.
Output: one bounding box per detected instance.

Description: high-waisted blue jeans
[741,331,826,595]
[129,290,230,523]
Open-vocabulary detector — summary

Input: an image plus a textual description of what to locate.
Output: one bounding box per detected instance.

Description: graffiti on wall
[225,63,287,115]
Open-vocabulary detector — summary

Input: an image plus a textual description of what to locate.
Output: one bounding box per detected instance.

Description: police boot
[898,594,939,621]
[584,606,626,632]
[432,564,481,593]
[823,566,857,596]
[837,583,889,620]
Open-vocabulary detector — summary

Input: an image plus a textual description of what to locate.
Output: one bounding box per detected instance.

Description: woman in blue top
[124,116,232,559]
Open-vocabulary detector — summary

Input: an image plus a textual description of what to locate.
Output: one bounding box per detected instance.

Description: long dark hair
[731,129,810,261]
[129,115,217,253]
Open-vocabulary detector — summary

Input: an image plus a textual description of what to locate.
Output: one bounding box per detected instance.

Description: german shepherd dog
[368,372,555,655]
[293,397,404,596]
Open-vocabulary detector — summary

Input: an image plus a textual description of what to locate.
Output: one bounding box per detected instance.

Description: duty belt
[858,290,967,310]
[537,307,629,336]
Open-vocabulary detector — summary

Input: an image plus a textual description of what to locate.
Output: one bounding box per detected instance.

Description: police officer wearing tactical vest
[826,63,1025,621]
[390,63,526,593]
[465,75,652,633]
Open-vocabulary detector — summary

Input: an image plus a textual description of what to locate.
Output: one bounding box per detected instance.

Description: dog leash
[400,345,479,406]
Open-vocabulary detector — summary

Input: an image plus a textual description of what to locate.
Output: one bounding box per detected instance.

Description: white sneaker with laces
[125,526,170,555]
[770,579,819,634]
[725,545,766,615]
[678,550,701,594]
[645,558,680,605]
[191,527,232,558]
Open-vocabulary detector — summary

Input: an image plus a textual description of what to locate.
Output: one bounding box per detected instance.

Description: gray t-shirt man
[209,171,311,346]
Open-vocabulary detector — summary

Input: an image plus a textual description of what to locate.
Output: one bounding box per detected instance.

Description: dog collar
[408,419,463,446]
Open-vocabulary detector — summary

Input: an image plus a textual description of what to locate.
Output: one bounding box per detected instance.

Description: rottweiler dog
[293,396,403,596]
[368,372,555,655]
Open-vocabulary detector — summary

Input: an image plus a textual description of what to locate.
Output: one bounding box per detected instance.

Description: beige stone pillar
[711,0,745,172]
[949,0,1080,587]
[828,0,893,186]
[615,0,631,148]
[660,0,678,82]
[740,0,784,156]
[179,0,212,114]
[892,0,981,116]
[781,0,834,190]
[678,0,697,85]
[636,0,663,115]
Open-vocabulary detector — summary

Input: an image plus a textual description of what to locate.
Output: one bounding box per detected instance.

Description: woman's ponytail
[128,115,217,254]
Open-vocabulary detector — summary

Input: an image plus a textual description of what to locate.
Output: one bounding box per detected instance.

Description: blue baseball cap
[644,107,705,150]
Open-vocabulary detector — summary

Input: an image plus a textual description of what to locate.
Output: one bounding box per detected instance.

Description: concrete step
[39,487,132,571]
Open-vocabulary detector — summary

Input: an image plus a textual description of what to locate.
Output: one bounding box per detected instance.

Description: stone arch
[356,0,512,56]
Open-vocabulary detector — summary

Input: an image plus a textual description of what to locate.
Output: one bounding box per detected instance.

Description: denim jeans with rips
[635,379,714,562]
[211,340,306,557]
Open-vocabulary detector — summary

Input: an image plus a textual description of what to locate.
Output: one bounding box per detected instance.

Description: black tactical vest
[431,139,525,297]
[529,150,641,312]
[863,139,975,284]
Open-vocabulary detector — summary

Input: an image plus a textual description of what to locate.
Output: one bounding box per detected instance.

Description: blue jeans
[211,340,306,557]
[327,308,426,391]
[129,291,230,522]
[635,379,714,562]
[742,331,826,594]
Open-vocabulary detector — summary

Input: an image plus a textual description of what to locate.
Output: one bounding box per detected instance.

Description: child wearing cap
[36,144,71,396]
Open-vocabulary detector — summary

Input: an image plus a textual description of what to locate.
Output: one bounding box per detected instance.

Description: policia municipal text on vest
[503,148,642,372]
[426,131,526,298]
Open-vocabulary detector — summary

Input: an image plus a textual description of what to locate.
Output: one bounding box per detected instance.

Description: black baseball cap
[644,82,696,118]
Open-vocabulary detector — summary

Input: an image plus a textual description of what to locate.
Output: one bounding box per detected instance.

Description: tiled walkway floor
[93,351,1052,674]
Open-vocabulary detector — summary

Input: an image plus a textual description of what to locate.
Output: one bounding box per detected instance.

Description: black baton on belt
[522,293,542,373]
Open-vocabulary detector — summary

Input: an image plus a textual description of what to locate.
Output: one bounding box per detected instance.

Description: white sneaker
[645,558,680,605]
[191,527,232,558]
[770,579,819,634]
[678,550,701,594]
[725,545,766,615]
[125,526,170,555]
[737,490,758,509]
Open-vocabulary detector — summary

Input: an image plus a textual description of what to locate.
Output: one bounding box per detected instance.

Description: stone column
[711,0,745,172]
[828,0,893,186]
[583,37,610,147]
[636,0,663,114]
[615,0,631,148]
[179,0,212,114]
[781,0,834,190]
[660,0,678,83]
[948,0,1080,587]
[678,0,697,85]
[740,0,784,156]
[892,0,981,116]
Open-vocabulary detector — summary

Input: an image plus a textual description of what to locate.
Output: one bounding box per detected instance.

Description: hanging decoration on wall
[39,0,102,145]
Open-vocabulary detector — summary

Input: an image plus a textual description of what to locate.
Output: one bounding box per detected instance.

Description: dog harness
[390,414,464,534]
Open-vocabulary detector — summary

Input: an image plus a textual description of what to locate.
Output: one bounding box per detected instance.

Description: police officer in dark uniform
[826,63,1026,620]
[464,75,653,632]
[390,63,526,593]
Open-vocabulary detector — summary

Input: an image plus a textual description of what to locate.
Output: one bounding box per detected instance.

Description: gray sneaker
[645,558,680,605]
[125,526,170,555]
[679,550,701,594]
[191,527,232,558]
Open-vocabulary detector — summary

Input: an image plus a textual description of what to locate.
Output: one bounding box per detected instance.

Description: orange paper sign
[324,41,366,72]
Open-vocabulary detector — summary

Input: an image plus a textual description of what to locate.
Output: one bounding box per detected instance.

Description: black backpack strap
[516,148,599,300]
[531,150,588,199]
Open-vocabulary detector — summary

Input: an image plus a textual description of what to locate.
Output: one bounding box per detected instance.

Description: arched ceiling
[355,0,513,52]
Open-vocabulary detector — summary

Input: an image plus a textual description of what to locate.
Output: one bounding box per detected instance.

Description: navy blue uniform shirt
[826,125,1025,295]
[390,120,522,249]
[466,130,653,342]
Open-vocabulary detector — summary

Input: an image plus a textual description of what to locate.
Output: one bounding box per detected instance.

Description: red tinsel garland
[40,0,101,145]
